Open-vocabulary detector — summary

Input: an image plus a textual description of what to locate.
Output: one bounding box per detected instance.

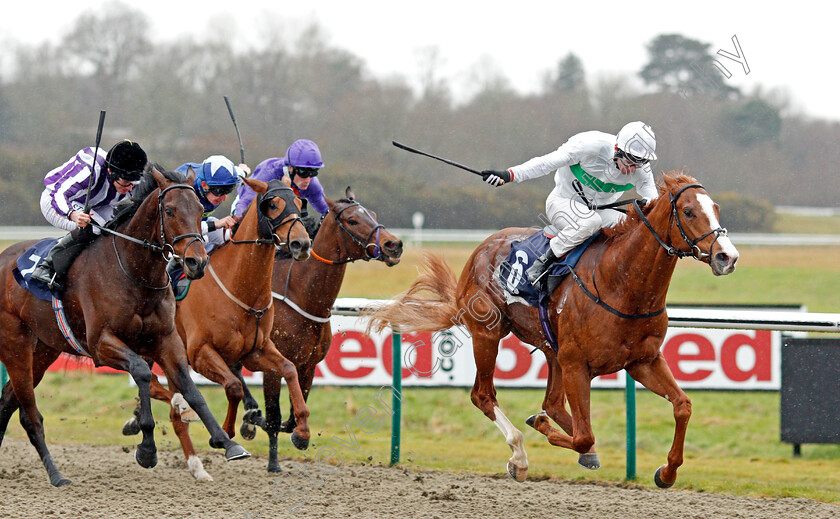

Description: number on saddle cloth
[12,238,61,301]
[499,229,599,308]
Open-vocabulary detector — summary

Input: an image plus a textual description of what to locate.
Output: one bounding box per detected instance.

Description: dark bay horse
[366,173,739,487]
[237,187,403,472]
[0,167,248,486]
[125,178,313,480]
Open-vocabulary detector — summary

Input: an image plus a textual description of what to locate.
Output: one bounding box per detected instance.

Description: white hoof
[188,455,213,482]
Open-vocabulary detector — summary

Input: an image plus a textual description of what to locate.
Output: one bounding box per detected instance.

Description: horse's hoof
[51,476,72,487]
[654,465,674,488]
[290,432,309,451]
[506,461,527,482]
[179,409,200,423]
[525,411,547,429]
[122,417,140,436]
[267,460,282,473]
[242,408,265,429]
[240,421,257,441]
[578,453,600,470]
[279,419,295,434]
[225,443,251,461]
[134,447,158,469]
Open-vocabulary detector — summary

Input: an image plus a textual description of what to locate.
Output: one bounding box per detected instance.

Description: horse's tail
[364,252,458,334]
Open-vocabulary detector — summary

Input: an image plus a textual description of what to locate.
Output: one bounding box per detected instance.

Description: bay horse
[366,173,739,487]
[0,166,249,487]
[237,187,403,472]
[124,178,314,480]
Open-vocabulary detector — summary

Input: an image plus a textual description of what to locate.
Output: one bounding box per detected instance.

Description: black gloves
[481,169,511,187]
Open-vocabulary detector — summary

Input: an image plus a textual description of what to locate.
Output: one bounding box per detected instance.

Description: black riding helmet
[105,140,147,182]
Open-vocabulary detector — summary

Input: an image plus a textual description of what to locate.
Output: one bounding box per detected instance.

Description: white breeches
[544,193,626,257]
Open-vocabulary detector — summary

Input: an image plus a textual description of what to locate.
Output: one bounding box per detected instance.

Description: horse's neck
[116,198,167,287]
[595,203,679,309]
[216,207,275,301]
[287,219,348,311]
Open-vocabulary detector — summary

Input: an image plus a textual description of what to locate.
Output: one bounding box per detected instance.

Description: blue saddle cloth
[499,230,598,308]
[12,239,60,302]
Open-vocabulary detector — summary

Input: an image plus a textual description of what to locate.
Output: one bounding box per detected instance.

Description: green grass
[774,214,840,234]
[4,373,839,503]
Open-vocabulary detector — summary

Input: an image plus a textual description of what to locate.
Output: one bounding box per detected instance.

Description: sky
[2,1,839,121]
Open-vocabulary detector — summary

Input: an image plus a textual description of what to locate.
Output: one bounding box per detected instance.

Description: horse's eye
[347,219,359,226]
[682,208,693,218]
[165,208,174,217]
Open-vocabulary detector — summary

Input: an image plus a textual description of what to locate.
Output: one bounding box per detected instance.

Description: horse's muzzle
[183,256,208,279]
[288,238,312,261]
[382,239,403,266]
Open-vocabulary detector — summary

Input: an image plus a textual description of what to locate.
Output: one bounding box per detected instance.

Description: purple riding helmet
[285,139,324,175]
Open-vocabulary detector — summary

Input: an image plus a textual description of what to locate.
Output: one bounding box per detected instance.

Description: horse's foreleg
[232,362,264,440]
[281,364,316,434]
[159,340,250,462]
[627,354,691,488]
[470,335,528,482]
[244,343,310,473]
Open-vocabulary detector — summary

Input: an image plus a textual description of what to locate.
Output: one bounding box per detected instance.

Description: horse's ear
[151,166,167,189]
[326,197,336,211]
[185,166,196,185]
[345,186,355,201]
[243,176,268,194]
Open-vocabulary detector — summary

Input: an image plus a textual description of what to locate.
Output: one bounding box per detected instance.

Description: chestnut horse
[366,173,739,487]
[237,187,403,472]
[124,178,313,480]
[0,167,249,486]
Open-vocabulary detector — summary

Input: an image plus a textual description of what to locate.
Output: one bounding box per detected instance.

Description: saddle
[498,229,598,308]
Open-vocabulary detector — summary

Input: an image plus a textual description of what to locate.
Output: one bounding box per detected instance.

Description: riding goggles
[207,184,237,196]
[616,149,650,166]
[295,167,319,178]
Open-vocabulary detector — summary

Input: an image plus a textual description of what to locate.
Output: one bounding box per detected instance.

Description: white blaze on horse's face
[696,193,739,276]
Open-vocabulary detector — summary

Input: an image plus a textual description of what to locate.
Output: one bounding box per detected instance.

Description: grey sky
[2,1,836,120]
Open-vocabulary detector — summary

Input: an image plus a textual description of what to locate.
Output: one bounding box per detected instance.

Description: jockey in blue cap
[175,155,249,252]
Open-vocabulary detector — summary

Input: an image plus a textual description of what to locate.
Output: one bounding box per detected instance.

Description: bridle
[311,201,387,265]
[567,182,728,320]
[632,183,728,261]
[230,185,304,250]
[107,183,204,289]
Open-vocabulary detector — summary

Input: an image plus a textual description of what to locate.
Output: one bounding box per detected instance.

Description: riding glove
[481,169,512,187]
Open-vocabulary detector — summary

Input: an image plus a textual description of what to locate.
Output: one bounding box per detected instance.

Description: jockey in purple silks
[31,140,148,289]
[481,121,660,288]
[231,139,328,229]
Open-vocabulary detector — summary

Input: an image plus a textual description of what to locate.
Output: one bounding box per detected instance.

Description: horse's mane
[107,163,187,230]
[601,170,698,239]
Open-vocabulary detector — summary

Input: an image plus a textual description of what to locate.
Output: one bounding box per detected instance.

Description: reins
[105,183,203,290]
[570,182,727,319]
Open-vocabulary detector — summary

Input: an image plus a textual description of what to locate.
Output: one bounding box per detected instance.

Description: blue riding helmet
[197,155,244,196]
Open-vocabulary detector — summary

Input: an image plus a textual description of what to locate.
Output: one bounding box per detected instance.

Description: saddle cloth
[12,238,59,301]
[13,239,90,356]
[498,229,598,308]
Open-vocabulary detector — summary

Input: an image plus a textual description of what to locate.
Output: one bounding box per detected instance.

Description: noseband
[312,201,386,265]
[158,184,205,262]
[633,183,728,261]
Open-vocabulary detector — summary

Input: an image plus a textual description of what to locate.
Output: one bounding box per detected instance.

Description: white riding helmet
[616,121,657,161]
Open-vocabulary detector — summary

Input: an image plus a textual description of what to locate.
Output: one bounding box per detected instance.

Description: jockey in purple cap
[231,139,328,230]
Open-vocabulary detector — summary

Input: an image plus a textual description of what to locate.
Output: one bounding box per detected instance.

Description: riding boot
[526,248,560,287]
[30,233,77,289]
